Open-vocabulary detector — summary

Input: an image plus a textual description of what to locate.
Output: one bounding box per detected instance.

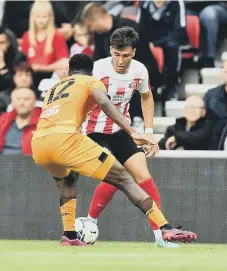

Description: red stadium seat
[182,15,200,59]
[121,6,164,72]
[120,9,200,70]
[149,45,164,73]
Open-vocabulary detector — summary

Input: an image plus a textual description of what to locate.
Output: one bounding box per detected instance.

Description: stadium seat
[154,133,164,142]
[121,6,164,72]
[154,117,176,134]
[200,68,224,84]
[182,15,200,59]
[149,15,201,72]
[165,101,185,118]
[185,84,218,98]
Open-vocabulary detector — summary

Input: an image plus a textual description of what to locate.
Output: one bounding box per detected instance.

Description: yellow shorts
[31,133,115,181]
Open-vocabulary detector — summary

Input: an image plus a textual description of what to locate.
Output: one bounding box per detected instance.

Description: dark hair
[0,26,10,41]
[0,25,24,71]
[110,27,139,50]
[14,61,33,74]
[81,2,106,22]
[69,53,94,76]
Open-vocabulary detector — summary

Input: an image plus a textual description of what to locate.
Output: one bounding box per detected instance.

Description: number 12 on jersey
[47,79,75,105]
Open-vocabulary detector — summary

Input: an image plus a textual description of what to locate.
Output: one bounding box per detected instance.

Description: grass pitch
[0,240,226,271]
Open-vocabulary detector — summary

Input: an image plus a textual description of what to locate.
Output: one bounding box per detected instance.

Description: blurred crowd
[0,0,227,155]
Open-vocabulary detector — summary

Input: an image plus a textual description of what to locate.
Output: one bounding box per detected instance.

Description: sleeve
[203,90,217,120]
[137,65,151,94]
[203,91,209,111]
[164,0,188,45]
[159,125,175,150]
[92,61,102,80]
[53,32,69,61]
[174,120,212,150]
[90,79,107,94]
[174,0,186,29]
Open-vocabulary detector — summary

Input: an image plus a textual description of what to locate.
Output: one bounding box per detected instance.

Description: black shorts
[87,130,144,165]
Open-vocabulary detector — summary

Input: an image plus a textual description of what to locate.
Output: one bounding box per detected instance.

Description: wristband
[145,128,153,134]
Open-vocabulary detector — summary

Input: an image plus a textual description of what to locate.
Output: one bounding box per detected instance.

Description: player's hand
[130,132,152,146]
[165,136,177,150]
[144,133,159,158]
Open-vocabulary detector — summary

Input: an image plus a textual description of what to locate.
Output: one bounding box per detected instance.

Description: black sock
[64,231,78,239]
[160,223,173,231]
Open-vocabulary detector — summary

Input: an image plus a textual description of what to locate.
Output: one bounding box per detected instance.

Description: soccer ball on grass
[75,217,99,244]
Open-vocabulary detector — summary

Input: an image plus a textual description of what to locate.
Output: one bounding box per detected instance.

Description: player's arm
[141,90,154,132]
[92,88,151,148]
[139,67,159,157]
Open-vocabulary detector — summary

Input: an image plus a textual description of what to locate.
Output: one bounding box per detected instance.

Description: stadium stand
[153,117,176,134]
[165,101,185,118]
[185,83,218,98]
[1,0,227,152]
[200,68,224,84]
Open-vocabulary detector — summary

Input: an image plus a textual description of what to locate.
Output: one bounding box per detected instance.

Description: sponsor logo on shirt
[129,80,141,89]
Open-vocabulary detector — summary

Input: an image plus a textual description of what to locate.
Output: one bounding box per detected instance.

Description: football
[75,217,99,244]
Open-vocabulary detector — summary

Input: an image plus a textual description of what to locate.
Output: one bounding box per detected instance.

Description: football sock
[139,178,161,231]
[64,231,78,239]
[87,214,98,224]
[60,199,76,232]
[146,201,168,228]
[88,182,117,219]
[153,229,163,240]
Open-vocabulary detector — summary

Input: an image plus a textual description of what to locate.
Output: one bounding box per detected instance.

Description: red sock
[139,178,161,230]
[88,182,118,219]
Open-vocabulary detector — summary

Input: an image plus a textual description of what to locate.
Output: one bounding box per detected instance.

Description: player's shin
[105,167,171,229]
[59,172,79,239]
[88,182,118,221]
[138,178,161,230]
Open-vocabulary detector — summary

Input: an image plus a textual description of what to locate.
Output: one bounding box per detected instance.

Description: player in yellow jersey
[32,54,197,246]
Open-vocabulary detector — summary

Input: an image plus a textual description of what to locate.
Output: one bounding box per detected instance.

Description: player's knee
[134,170,151,184]
[105,162,131,189]
[64,171,79,187]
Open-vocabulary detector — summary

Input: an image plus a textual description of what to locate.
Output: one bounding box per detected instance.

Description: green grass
[0,240,226,271]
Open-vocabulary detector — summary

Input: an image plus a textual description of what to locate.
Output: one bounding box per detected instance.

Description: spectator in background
[0,62,34,114]
[0,88,40,155]
[81,2,162,88]
[2,1,79,44]
[2,1,34,39]
[38,58,69,100]
[21,1,69,87]
[204,60,227,120]
[0,26,26,92]
[103,1,134,16]
[199,2,227,68]
[141,0,188,101]
[70,23,94,57]
[159,96,211,150]
[210,118,227,150]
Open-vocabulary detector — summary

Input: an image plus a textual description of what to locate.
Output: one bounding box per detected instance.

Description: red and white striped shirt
[82,57,150,135]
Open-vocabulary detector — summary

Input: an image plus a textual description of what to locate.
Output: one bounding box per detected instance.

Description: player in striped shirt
[81,27,196,247]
